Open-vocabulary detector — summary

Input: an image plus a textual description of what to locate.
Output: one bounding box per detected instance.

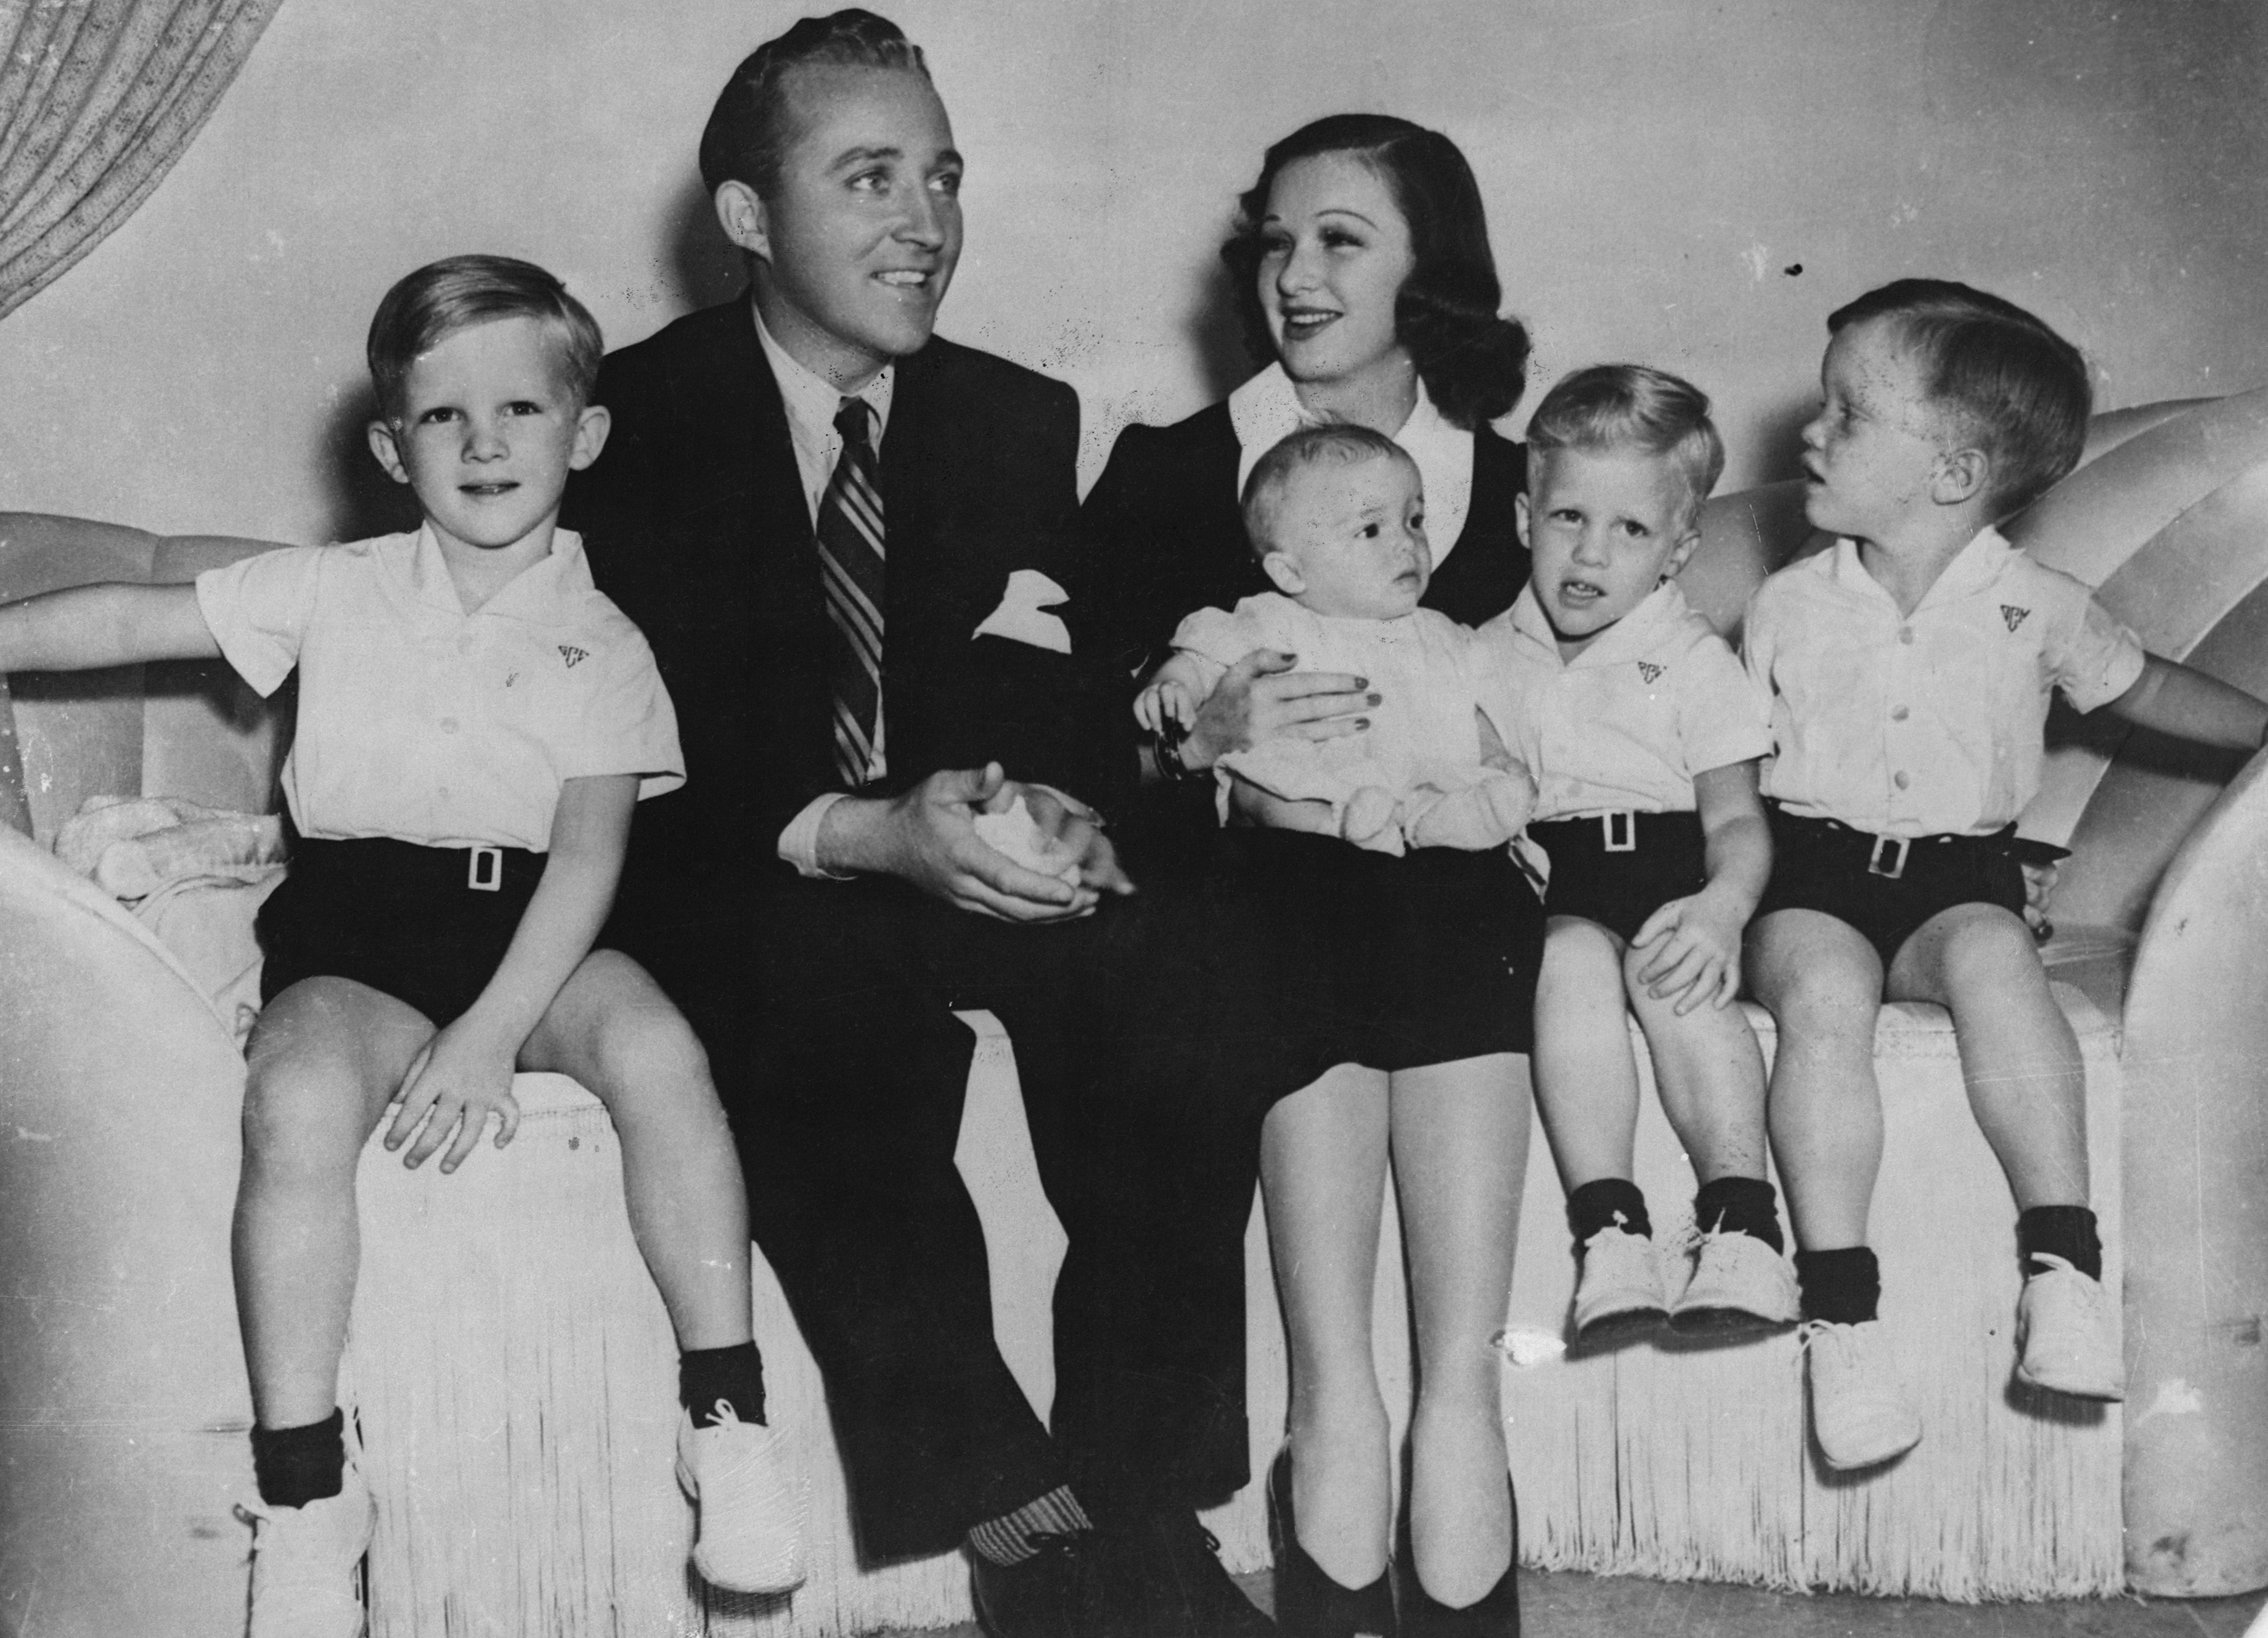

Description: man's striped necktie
[816,396,885,785]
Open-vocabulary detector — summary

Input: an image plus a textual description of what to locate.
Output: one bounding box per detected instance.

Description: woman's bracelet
[1154,726,1211,785]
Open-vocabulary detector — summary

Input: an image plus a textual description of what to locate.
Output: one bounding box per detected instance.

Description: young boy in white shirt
[1746,278,2268,1471]
[0,257,804,1633]
[1480,366,1791,1343]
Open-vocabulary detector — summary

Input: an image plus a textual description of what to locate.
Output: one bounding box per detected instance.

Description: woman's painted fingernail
[1366,694,1382,707]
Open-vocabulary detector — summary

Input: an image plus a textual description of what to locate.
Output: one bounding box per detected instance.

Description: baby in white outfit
[1137,423,1534,854]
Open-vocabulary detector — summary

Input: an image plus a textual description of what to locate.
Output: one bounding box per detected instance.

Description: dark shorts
[1753,806,2026,970]
[1530,810,1708,943]
[256,835,548,1025]
[1225,828,1544,1075]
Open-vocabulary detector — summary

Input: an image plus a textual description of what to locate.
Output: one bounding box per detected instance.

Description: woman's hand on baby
[1184,649,1375,769]
[386,1022,523,1173]
[1630,893,1746,1015]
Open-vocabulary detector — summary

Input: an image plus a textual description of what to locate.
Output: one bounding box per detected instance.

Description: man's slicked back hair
[1240,422,1416,560]
[1525,364,1725,526]
[1828,278,2091,519]
[367,254,603,422]
[698,9,930,199]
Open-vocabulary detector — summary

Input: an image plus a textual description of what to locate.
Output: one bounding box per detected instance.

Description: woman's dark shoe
[1393,1478,1519,1636]
[1268,1450,1395,1638]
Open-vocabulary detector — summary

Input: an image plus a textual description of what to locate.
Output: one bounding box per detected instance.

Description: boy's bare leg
[1748,909,1886,1250]
[235,978,435,1430]
[1887,904,2088,1208]
[1532,917,1641,1190]
[1390,1053,1525,1607]
[1628,946,1769,1185]
[521,950,751,1349]
[1261,1062,1392,1590]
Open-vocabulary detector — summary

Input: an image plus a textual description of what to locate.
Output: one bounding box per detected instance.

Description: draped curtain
[0,0,283,322]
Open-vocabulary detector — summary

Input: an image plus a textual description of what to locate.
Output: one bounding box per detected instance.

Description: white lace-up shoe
[1800,1319,1922,1470]
[1671,1229,1801,1334]
[240,1451,374,1638]
[1573,1223,1668,1340]
[677,1401,810,1594]
[2015,1254,2126,1401]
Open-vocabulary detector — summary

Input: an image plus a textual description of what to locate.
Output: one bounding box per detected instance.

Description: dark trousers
[629,835,1292,1562]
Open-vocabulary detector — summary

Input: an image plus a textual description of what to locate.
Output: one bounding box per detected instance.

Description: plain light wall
[4,0,2266,546]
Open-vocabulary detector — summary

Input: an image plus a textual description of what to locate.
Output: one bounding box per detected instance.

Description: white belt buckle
[1602,811,1638,853]
[468,846,504,891]
[1867,833,1909,880]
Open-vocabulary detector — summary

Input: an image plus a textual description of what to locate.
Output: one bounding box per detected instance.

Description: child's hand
[2021,858,2058,941]
[385,1022,523,1173]
[1629,891,1747,1015]
[1135,678,1197,736]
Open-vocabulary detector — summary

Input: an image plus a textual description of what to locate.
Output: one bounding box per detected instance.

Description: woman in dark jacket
[1083,115,1534,1637]
[1085,113,1532,772]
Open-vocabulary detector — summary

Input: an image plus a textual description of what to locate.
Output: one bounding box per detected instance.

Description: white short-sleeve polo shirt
[1743,526,2145,838]
[1476,579,1770,821]
[195,525,683,851]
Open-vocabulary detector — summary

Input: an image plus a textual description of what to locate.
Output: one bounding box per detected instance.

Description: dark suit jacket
[1078,398,1532,679]
[563,298,1125,928]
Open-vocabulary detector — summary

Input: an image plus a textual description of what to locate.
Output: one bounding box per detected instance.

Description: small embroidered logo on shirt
[505,671,520,688]
[1637,661,1665,684]
[2001,605,2030,632]
[558,644,589,668]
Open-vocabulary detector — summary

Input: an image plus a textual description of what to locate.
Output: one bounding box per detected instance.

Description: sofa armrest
[0,515,292,841]
[2119,743,2268,1594]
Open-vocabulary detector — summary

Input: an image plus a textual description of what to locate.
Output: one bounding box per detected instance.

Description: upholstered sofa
[5,387,2268,1636]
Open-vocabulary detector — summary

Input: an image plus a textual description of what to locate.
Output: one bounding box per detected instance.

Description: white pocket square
[973,568,1072,654]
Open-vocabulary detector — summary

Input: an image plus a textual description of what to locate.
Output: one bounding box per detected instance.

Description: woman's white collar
[1227,364,1474,566]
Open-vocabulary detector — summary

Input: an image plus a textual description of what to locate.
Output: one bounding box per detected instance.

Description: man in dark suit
[564,14,1280,1637]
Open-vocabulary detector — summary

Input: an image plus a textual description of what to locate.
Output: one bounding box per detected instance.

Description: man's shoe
[676,1402,809,1594]
[1668,1230,1800,1335]
[1800,1320,1922,1471]
[971,1531,1094,1638]
[1093,1506,1275,1637]
[2015,1255,2125,1401]
[1571,1226,1666,1340]
[239,1455,375,1638]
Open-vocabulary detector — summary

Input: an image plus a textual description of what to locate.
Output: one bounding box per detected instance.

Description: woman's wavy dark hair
[1221,113,1528,430]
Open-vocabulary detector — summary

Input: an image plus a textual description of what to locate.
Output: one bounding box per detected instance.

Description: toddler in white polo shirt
[1746,278,2268,1472]
[1479,366,1792,1345]
[0,257,805,1632]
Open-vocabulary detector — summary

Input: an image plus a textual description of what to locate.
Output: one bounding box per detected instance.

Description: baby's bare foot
[1342,785,1401,851]
[1406,774,1530,851]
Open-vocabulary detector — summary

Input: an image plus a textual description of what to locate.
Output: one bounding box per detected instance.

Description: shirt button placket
[1888,623,1917,821]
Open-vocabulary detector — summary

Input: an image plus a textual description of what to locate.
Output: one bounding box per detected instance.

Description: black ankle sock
[2017,1205,2102,1280]
[679,1341,767,1427]
[1567,1177,1650,1247]
[1694,1176,1784,1253]
[250,1407,345,1509]
[1794,1247,1881,1325]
